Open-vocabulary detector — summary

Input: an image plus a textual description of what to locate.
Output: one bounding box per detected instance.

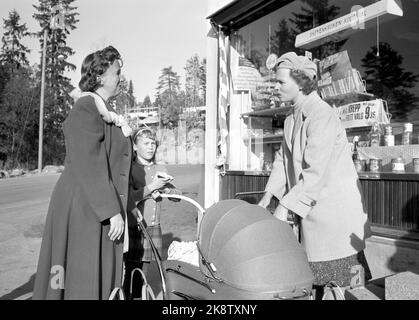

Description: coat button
[311,200,316,206]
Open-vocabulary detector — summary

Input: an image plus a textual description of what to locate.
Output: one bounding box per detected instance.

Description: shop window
[230,0,419,122]
[219,0,419,237]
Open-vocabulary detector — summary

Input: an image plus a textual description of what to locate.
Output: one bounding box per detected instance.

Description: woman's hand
[273,204,288,222]
[258,191,273,208]
[109,213,124,241]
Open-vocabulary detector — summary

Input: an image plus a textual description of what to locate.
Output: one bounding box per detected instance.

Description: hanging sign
[295,0,403,49]
[265,53,278,70]
[336,99,389,128]
[232,57,263,92]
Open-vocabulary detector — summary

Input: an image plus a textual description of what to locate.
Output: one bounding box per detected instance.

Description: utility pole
[38,28,47,173]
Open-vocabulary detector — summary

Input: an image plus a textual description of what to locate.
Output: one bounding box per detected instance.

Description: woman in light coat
[258,52,371,297]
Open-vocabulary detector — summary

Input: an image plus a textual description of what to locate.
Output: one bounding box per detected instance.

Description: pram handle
[234,191,299,239]
[158,193,205,216]
[135,193,205,300]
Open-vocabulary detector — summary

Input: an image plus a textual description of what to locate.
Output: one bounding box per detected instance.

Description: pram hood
[197,199,314,294]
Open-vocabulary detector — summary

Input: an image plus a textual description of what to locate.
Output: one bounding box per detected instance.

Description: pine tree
[111,75,130,115]
[156,66,181,96]
[0,67,39,169]
[143,95,152,109]
[155,66,182,128]
[32,0,79,165]
[362,42,419,120]
[269,19,296,57]
[0,10,35,168]
[0,64,8,106]
[185,55,206,111]
[33,0,79,102]
[184,55,206,129]
[199,58,206,105]
[127,80,135,109]
[291,0,346,59]
[0,10,30,72]
[158,90,184,129]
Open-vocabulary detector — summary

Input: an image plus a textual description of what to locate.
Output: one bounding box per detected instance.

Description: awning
[207,0,293,32]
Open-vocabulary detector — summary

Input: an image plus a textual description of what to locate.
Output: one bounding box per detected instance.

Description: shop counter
[220,170,419,241]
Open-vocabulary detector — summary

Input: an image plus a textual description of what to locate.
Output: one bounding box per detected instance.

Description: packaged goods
[352,136,360,162]
[369,159,382,172]
[413,158,419,173]
[354,159,366,172]
[259,152,265,171]
[369,123,381,147]
[402,123,413,145]
[384,125,394,147]
[392,157,405,173]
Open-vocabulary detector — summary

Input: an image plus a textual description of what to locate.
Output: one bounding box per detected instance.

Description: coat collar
[136,156,155,167]
[284,91,322,149]
[299,91,322,118]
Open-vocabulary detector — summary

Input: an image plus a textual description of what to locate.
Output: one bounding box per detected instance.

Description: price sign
[336,99,389,128]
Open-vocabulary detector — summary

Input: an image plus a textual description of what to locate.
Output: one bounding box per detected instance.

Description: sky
[0,0,209,102]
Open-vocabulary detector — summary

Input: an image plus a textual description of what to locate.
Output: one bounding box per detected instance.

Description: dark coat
[33,95,133,300]
[130,160,168,226]
[126,160,169,262]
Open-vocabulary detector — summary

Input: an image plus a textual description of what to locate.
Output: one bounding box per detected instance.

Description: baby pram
[135,194,314,300]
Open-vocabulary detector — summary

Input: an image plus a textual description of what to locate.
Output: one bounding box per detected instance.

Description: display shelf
[224,170,271,176]
[323,91,375,105]
[243,133,283,144]
[241,106,292,118]
[346,121,419,141]
[220,170,419,241]
[223,170,419,180]
[358,171,419,181]
[357,144,419,171]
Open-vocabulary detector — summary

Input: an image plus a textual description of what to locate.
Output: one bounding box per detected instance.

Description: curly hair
[78,46,122,92]
[289,69,318,95]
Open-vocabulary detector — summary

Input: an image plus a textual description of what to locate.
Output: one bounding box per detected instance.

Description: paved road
[0,165,204,300]
[0,173,60,300]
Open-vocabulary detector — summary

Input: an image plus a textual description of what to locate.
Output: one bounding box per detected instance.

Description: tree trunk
[11,129,15,156]
[175,126,178,164]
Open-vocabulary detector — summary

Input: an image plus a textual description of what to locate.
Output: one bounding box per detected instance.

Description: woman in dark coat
[33,46,134,300]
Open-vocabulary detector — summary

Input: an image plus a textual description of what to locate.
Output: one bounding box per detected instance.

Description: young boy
[124,127,176,299]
